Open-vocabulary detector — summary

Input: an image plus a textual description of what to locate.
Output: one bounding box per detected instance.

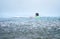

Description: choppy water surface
[0,17,60,39]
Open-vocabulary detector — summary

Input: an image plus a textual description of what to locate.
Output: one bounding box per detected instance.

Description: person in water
[36,13,39,16]
[35,13,40,18]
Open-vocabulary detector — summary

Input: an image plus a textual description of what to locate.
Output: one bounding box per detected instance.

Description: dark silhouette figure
[35,13,39,16]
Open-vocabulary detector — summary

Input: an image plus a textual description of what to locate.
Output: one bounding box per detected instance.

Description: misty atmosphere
[0,0,60,39]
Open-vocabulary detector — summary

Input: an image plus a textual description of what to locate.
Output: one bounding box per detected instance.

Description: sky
[0,0,60,18]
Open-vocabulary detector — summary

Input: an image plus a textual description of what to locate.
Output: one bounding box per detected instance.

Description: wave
[0,17,60,39]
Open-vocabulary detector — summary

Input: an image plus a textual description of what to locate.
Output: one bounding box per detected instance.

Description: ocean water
[0,17,60,39]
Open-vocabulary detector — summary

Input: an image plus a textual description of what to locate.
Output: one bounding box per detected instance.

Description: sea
[0,17,60,39]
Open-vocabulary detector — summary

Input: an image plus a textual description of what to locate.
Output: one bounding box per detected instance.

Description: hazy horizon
[0,0,60,18]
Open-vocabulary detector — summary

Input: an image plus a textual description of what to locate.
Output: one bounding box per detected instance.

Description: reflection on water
[0,17,60,39]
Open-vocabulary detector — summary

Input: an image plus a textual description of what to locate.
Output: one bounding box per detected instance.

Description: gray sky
[0,0,60,18]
